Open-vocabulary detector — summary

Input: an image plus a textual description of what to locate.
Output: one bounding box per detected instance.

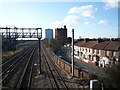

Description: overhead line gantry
[0,26,42,74]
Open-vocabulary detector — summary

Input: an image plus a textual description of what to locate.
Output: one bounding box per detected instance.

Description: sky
[0,0,119,39]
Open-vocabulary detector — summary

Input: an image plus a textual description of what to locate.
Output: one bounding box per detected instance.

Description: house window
[113,52,116,57]
[105,51,107,56]
[97,50,99,54]
[93,56,96,61]
[105,51,109,56]
[80,52,83,56]
[80,47,82,51]
[107,51,109,56]
[112,51,116,57]
[96,55,99,62]
[95,50,97,54]
[98,50,101,55]
[77,51,79,56]
[88,55,91,60]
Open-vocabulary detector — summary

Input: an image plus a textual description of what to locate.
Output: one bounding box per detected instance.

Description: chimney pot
[64,25,66,29]
[97,38,103,43]
[84,38,89,42]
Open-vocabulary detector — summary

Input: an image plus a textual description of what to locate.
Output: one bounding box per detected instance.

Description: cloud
[49,5,97,29]
[49,15,81,29]
[102,0,119,10]
[84,21,96,26]
[49,21,65,28]
[64,15,81,24]
[84,21,91,25]
[68,5,96,18]
[95,8,98,11]
[98,20,109,25]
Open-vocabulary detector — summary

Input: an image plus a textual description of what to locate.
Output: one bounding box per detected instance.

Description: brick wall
[46,47,97,80]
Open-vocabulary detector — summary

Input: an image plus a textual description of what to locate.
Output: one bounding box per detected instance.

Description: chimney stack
[114,38,119,41]
[97,38,104,43]
[64,25,66,29]
[84,38,89,42]
[111,38,115,41]
[78,38,84,42]
[103,38,110,41]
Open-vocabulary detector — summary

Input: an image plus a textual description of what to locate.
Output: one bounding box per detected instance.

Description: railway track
[0,50,29,77]
[1,50,32,85]
[0,48,27,68]
[42,44,69,89]
[1,42,33,68]
[1,42,37,89]
[1,42,35,71]
[16,46,37,89]
[1,41,77,89]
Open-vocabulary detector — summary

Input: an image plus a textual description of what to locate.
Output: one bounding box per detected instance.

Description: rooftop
[93,41,109,50]
[80,41,98,48]
[74,38,120,51]
[104,41,120,51]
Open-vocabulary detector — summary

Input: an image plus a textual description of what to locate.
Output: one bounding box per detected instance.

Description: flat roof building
[45,29,53,39]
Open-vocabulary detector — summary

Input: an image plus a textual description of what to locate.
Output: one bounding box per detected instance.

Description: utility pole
[37,28,42,74]
[72,29,74,77]
[38,38,41,74]
[118,47,120,63]
[14,26,17,53]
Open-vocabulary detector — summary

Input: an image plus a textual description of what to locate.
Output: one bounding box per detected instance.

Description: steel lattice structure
[1,26,43,74]
[0,27,42,39]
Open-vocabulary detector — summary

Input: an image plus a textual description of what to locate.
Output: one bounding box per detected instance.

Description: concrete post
[118,47,120,63]
[38,38,41,74]
[38,28,42,74]
[72,29,74,77]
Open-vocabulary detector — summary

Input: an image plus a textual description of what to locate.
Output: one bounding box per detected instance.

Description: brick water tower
[55,25,67,45]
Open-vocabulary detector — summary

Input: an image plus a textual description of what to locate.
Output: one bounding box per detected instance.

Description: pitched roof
[80,41,98,48]
[104,41,120,51]
[74,39,120,51]
[74,41,85,46]
[93,41,109,50]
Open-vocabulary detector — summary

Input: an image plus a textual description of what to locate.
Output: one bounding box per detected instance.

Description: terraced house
[74,38,120,67]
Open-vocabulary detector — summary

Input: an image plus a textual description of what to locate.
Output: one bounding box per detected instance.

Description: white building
[74,38,120,67]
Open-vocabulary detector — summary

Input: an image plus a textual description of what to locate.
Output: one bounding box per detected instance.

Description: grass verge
[2,48,24,63]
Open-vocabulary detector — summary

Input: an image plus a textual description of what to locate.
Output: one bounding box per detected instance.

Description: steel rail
[1,43,36,85]
[41,54,55,88]
[0,49,27,68]
[16,46,36,89]
[1,49,32,84]
[42,47,59,89]
[42,45,69,89]
[0,50,29,77]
